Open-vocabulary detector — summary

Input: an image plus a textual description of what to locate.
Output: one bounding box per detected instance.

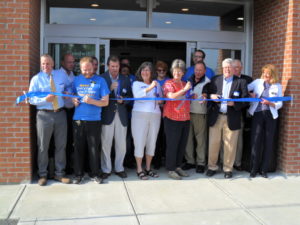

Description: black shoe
[224,172,232,179]
[91,176,103,184]
[206,169,216,177]
[250,172,257,178]
[100,173,111,179]
[234,165,243,171]
[196,165,205,173]
[260,172,268,178]
[115,171,127,178]
[182,163,196,170]
[73,176,83,184]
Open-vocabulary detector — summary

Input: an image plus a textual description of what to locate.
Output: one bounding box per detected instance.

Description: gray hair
[232,59,243,66]
[170,59,186,74]
[222,58,234,67]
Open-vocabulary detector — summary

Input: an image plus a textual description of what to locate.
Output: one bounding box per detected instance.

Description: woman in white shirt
[131,62,162,180]
[248,64,283,178]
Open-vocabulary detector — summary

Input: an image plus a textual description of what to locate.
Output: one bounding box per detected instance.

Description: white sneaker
[176,167,189,177]
[168,171,182,180]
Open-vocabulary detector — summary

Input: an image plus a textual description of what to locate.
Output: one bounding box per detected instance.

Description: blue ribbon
[16,92,293,105]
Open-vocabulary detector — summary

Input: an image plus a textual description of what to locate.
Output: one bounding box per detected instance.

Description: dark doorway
[110,40,186,73]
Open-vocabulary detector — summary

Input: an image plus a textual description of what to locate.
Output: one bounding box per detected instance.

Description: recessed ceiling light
[165,21,172,24]
[91,3,99,7]
[89,18,97,21]
[237,17,244,21]
[181,8,189,12]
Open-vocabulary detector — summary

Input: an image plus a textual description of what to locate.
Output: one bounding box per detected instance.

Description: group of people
[28,49,283,186]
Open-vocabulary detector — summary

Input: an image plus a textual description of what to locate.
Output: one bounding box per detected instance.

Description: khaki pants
[185,113,207,166]
[234,118,244,167]
[208,114,239,172]
[101,111,127,173]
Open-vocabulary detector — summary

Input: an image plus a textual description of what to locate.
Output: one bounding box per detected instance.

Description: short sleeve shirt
[163,79,190,121]
[73,74,109,121]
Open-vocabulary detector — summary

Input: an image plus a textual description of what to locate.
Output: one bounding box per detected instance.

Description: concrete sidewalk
[1,170,300,225]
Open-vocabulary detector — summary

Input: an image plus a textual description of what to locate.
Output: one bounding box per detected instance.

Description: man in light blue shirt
[219,75,233,113]
[183,49,215,81]
[203,58,248,179]
[28,54,71,186]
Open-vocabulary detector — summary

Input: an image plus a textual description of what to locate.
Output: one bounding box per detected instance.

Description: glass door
[99,39,110,74]
[186,42,197,68]
[44,37,110,74]
[196,42,246,75]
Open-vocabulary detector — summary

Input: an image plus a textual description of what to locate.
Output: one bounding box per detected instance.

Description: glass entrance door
[45,37,110,74]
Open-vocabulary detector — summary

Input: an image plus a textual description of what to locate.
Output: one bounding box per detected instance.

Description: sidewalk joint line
[123,180,141,225]
[6,184,27,220]
[209,179,266,225]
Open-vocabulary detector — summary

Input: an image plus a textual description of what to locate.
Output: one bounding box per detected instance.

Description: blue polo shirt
[73,74,109,121]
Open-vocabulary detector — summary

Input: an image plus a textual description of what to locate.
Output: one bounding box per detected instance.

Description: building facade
[0,0,299,183]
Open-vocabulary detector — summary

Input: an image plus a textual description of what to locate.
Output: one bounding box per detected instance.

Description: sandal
[145,169,159,178]
[137,171,148,180]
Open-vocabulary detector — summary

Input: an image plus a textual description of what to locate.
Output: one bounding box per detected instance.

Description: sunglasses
[157,69,166,72]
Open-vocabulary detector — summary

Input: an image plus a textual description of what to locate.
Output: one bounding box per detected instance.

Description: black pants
[250,110,277,173]
[164,117,190,171]
[65,107,74,174]
[73,120,102,177]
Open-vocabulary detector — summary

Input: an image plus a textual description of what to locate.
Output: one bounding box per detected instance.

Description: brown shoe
[54,176,71,184]
[38,177,47,186]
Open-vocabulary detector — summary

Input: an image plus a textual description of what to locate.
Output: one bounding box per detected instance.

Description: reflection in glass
[99,44,106,74]
[152,0,244,31]
[48,43,96,75]
[49,8,146,27]
[153,13,219,30]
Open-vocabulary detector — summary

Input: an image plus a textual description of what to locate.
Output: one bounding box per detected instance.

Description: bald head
[61,53,75,75]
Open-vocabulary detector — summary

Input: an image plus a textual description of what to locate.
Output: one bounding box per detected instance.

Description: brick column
[0,0,40,183]
[253,0,300,173]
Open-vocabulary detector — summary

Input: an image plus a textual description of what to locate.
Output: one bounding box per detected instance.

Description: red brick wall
[253,0,300,173]
[0,0,40,183]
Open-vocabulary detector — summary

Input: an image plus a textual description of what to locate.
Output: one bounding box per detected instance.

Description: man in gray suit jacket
[100,55,132,179]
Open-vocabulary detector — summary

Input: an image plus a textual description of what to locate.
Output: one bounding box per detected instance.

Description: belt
[38,108,64,113]
[219,112,227,115]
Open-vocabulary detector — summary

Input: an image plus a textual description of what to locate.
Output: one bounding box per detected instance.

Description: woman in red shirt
[163,59,192,180]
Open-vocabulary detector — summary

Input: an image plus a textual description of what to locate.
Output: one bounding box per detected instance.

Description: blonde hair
[261,64,279,84]
[170,59,185,74]
[80,56,93,68]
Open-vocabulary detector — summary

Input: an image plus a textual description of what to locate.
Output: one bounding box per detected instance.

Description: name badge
[122,88,127,94]
[233,91,240,97]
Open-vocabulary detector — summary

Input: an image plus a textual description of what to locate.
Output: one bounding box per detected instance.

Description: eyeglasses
[157,69,166,73]
[194,55,203,58]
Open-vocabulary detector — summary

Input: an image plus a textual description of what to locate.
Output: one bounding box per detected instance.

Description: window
[152,0,244,31]
[47,0,244,31]
[48,0,146,27]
